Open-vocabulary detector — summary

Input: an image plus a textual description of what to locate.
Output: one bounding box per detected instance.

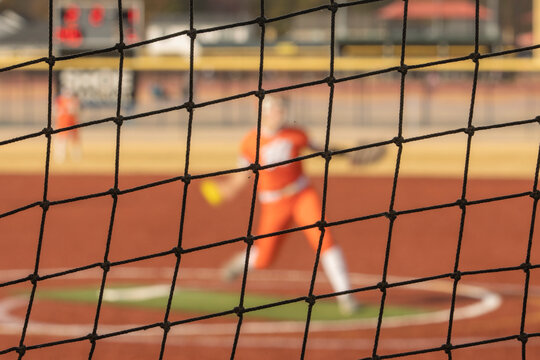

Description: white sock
[54,138,67,163]
[70,141,82,161]
[321,246,353,299]
[248,246,259,268]
[229,247,258,271]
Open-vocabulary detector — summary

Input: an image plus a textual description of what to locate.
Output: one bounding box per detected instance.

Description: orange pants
[56,115,79,139]
[253,186,334,269]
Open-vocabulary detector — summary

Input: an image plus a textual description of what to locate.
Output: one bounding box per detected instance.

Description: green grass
[35,285,425,321]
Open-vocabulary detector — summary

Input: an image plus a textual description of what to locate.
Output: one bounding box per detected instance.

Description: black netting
[0,0,539,359]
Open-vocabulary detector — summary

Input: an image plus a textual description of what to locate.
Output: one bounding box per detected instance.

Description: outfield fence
[0,68,539,131]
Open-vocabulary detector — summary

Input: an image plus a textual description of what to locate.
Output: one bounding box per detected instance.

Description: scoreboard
[54,0,144,53]
[54,1,142,105]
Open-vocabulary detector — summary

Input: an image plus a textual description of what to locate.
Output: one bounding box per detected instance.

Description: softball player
[201,95,358,315]
[54,90,81,163]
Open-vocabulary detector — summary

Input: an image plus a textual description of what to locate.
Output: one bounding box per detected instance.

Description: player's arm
[200,171,250,206]
[218,171,250,200]
[306,140,349,157]
[307,140,386,165]
[200,155,252,206]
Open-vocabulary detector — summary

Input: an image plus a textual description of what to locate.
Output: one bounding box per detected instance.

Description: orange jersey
[55,95,79,129]
[240,127,308,192]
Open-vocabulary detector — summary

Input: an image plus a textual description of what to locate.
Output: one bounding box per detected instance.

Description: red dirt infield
[0,174,539,360]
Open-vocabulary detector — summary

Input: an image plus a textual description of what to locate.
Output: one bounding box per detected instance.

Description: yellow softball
[200,179,223,206]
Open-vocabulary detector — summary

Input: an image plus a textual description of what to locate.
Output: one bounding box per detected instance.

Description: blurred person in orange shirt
[54,89,81,163]
[200,95,359,315]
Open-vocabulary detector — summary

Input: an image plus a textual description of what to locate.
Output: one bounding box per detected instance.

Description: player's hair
[262,93,289,113]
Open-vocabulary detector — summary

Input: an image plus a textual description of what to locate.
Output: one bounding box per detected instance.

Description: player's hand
[348,144,387,165]
[200,179,224,206]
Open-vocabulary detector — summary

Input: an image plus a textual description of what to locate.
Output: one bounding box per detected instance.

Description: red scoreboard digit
[54,0,143,53]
